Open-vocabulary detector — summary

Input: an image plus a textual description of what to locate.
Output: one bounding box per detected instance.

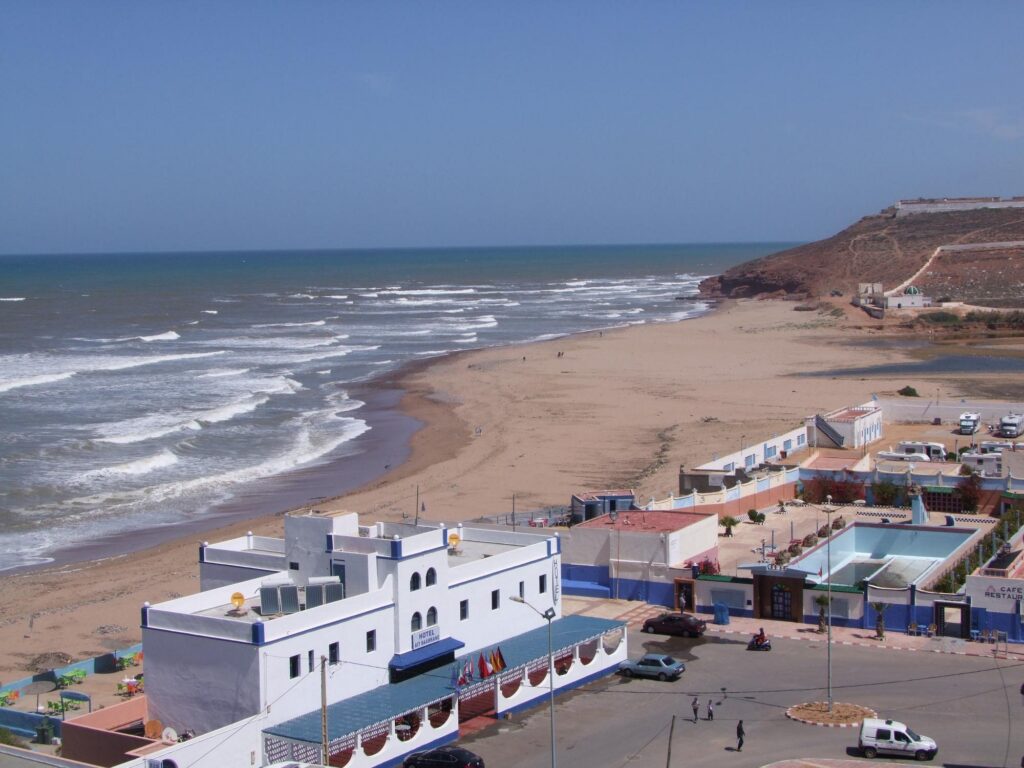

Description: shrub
[774,550,791,566]
[831,516,845,530]
[0,728,27,748]
[747,509,759,523]
[898,386,919,397]
[788,542,802,556]
[755,512,766,525]
[918,311,960,325]
[802,533,818,547]
[818,525,830,538]
[871,479,900,506]
[956,472,982,512]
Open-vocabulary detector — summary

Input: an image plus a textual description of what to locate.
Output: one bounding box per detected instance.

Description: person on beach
[736,720,744,752]
[707,699,714,721]
[692,696,699,723]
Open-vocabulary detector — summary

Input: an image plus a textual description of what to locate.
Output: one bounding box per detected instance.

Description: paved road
[462,629,1024,768]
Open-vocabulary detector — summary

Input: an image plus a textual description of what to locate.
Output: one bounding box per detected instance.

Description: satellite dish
[448,533,461,548]
[230,592,245,610]
[144,720,164,739]
[162,727,179,743]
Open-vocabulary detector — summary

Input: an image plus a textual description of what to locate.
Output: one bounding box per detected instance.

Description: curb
[785,703,877,728]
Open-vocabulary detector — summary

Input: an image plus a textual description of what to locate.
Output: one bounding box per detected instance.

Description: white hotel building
[114,511,625,768]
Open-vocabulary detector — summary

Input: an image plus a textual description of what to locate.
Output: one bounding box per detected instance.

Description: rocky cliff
[700,206,1024,299]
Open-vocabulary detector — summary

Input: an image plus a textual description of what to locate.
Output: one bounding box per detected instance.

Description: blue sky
[2,2,1023,254]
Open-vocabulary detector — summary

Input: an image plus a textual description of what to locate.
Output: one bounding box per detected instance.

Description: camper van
[961,451,1002,476]
[999,413,1024,439]
[979,441,1015,454]
[877,451,930,463]
[858,718,937,760]
[895,441,946,461]
[958,412,981,435]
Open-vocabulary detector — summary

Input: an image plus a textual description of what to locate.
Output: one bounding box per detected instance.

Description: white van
[859,718,937,761]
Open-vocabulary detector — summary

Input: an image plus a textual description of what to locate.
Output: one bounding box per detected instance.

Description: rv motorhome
[999,413,1024,439]
[878,451,930,463]
[958,412,981,435]
[979,441,1016,454]
[961,451,1002,476]
[896,441,946,461]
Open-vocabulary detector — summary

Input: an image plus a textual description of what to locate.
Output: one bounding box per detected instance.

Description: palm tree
[814,594,830,633]
[870,601,888,640]
[719,516,740,538]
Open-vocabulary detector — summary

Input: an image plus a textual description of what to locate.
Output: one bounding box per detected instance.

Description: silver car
[619,653,685,681]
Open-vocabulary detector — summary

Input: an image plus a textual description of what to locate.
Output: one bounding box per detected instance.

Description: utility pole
[320,655,329,766]
[665,714,676,768]
[414,485,420,525]
[512,493,516,532]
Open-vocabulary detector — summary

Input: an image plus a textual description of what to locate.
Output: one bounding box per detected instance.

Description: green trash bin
[35,716,54,745]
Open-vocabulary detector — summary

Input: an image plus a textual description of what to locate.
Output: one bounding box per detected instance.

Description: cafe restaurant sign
[411,626,440,650]
[966,575,1024,610]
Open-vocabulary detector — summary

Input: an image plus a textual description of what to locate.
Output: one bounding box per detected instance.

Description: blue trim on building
[389,638,465,671]
[325,535,333,554]
[441,528,449,548]
[252,622,266,645]
[390,538,403,560]
[141,605,149,628]
[376,732,458,768]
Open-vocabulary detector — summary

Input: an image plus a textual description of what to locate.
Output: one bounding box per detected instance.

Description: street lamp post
[824,494,834,713]
[511,595,557,768]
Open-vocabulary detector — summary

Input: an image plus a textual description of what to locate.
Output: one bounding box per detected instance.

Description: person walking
[691,697,700,723]
[736,720,745,752]
[707,699,714,721]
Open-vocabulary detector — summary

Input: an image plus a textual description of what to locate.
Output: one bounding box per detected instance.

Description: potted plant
[814,594,830,633]
[870,601,888,640]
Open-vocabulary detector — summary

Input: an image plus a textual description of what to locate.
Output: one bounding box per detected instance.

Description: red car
[642,612,707,638]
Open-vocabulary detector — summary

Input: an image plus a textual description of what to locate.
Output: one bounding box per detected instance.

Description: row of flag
[449,647,508,687]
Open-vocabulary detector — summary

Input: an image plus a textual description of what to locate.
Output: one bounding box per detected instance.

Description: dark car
[403,745,485,768]
[642,612,707,638]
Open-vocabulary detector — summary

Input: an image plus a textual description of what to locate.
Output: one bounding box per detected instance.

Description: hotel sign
[411,626,440,650]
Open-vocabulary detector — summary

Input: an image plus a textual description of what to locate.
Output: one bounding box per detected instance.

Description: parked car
[642,612,707,638]
[858,718,937,761]
[403,745,485,767]
[619,653,685,681]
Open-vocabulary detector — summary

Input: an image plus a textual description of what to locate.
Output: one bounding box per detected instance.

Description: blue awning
[389,637,465,671]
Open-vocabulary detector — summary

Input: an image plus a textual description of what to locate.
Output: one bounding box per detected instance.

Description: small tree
[870,601,888,640]
[747,508,759,523]
[870,479,899,507]
[720,516,740,537]
[898,386,919,397]
[956,471,982,512]
[814,594,830,633]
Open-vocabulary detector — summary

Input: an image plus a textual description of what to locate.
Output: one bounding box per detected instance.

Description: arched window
[411,612,422,632]
[426,607,438,626]
[410,572,421,591]
[425,567,437,586]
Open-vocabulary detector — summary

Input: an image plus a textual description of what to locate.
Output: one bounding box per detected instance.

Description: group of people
[691,697,745,752]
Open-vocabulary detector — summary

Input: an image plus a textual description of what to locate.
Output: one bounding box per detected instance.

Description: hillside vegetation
[700,207,1024,300]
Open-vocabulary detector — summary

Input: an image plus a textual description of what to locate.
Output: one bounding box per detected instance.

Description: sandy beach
[0,298,997,681]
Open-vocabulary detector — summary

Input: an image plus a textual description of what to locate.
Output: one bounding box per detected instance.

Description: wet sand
[1,298,1016,681]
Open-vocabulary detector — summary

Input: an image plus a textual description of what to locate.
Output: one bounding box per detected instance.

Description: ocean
[0,243,787,571]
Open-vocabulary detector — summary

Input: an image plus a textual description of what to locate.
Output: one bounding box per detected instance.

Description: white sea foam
[137,330,180,342]
[455,334,478,344]
[202,309,219,314]
[0,371,76,393]
[326,295,349,300]
[197,368,250,378]
[359,292,379,298]
[252,320,327,328]
[391,298,457,306]
[289,293,317,299]
[380,288,478,296]
[0,297,26,302]
[82,449,179,479]
[94,351,224,372]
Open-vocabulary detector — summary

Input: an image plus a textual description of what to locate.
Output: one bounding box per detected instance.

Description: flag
[450,664,460,689]
[478,652,489,678]
[463,658,474,682]
[495,646,508,672]
[489,649,502,673]
[818,566,823,578]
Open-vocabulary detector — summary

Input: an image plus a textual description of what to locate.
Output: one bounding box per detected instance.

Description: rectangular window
[308,650,314,672]
[723,462,735,472]
[491,589,500,610]
[289,561,300,571]
[518,581,525,599]
[539,574,547,594]
[764,445,777,459]
[288,654,300,679]
[328,642,339,665]
[366,630,376,653]
[783,439,792,451]
[744,454,755,468]
[460,599,469,620]
[797,434,806,446]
